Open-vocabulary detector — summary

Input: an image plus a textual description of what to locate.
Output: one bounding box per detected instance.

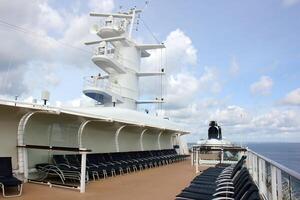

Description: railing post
[271,165,278,200]
[252,154,257,183]
[261,159,267,196]
[277,169,283,200]
[288,176,292,200]
[258,158,262,191]
[220,149,224,164]
[248,152,253,176]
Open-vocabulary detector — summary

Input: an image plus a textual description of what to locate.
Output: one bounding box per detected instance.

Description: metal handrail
[248,149,300,180]
[83,76,138,98]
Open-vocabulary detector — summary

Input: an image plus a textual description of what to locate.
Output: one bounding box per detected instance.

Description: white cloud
[142,29,197,74]
[0,0,114,98]
[140,29,201,110]
[282,0,300,6]
[57,95,95,108]
[281,88,300,106]
[250,76,273,95]
[165,73,199,109]
[210,105,251,126]
[252,109,300,132]
[199,67,222,94]
[0,67,28,95]
[177,103,300,142]
[160,66,221,110]
[165,29,197,68]
[38,2,65,31]
[88,0,115,13]
[229,57,240,77]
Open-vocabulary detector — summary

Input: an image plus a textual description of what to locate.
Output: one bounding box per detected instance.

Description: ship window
[98,47,105,55]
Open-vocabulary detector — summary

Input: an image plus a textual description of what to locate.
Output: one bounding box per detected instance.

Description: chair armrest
[57,163,72,169]
[216,186,234,191]
[213,191,234,196]
[216,178,232,183]
[217,182,233,187]
[212,197,234,200]
[218,174,231,178]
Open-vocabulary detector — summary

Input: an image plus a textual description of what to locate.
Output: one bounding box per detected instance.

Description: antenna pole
[129,8,136,39]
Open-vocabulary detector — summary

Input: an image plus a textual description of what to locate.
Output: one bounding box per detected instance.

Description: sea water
[247,143,300,174]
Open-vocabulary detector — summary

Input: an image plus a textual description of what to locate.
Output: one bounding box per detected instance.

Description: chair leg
[103,170,107,179]
[133,165,137,172]
[119,168,124,175]
[1,183,23,198]
[111,169,116,177]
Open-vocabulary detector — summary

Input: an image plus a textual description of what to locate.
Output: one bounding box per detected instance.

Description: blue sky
[0,0,300,142]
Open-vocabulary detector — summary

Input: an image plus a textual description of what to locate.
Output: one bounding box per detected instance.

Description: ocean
[247,143,300,174]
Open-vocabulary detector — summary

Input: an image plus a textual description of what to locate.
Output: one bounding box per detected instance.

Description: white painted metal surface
[83,8,165,110]
[17,110,59,179]
[157,131,163,150]
[77,119,112,148]
[80,152,87,193]
[115,125,127,152]
[139,129,148,151]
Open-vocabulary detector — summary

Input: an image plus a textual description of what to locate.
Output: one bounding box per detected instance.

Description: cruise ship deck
[7,160,207,200]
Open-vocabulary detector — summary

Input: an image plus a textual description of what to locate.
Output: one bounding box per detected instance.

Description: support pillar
[115,125,127,152]
[271,165,278,200]
[78,120,91,148]
[277,169,283,200]
[157,131,163,150]
[195,148,199,173]
[140,129,148,151]
[80,152,87,193]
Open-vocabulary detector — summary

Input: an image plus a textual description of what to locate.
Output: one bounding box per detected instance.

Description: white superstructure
[83,8,164,109]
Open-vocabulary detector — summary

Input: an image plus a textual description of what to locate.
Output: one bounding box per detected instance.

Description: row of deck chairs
[36,149,189,184]
[0,157,23,197]
[176,156,261,200]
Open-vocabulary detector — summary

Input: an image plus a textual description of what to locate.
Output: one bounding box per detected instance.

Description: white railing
[191,146,300,200]
[83,76,121,95]
[191,146,246,173]
[247,149,300,200]
[83,76,137,98]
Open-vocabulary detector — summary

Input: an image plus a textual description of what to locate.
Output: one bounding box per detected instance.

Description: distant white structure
[83,8,165,110]
[197,121,232,147]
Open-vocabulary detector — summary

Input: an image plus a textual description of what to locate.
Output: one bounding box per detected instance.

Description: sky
[0,0,300,143]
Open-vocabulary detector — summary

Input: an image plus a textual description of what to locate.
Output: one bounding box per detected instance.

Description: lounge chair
[0,157,23,197]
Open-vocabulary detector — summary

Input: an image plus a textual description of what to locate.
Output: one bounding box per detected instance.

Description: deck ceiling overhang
[0,99,190,135]
[60,108,189,135]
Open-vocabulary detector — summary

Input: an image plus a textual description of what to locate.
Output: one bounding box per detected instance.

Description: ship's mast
[83,8,165,110]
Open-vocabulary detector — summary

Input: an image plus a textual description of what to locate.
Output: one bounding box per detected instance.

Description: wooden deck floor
[9,160,208,200]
